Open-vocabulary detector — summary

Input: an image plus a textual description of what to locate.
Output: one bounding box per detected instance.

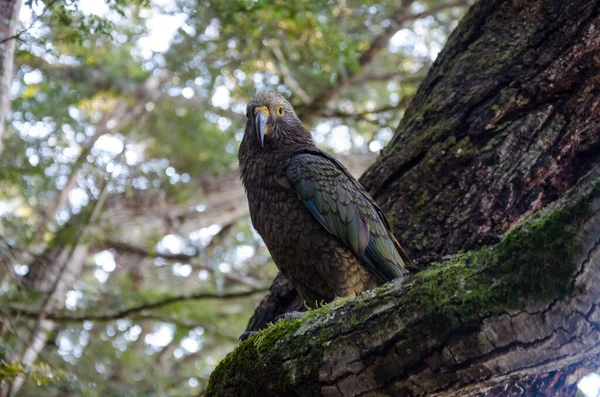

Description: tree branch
[135,313,239,342]
[103,238,197,261]
[349,71,428,85]
[6,288,269,323]
[322,99,412,121]
[269,46,312,105]
[296,0,471,124]
[102,237,266,289]
[0,0,58,44]
[207,165,600,396]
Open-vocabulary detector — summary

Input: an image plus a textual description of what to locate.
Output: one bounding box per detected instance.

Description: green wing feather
[286,151,411,282]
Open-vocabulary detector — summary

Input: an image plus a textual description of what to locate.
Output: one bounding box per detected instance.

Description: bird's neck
[239,143,317,190]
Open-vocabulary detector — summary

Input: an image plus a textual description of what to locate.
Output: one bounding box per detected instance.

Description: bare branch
[6,288,269,323]
[134,313,239,342]
[297,0,471,124]
[322,99,412,120]
[269,46,312,104]
[102,233,266,290]
[356,0,470,71]
[0,0,58,44]
[103,238,197,261]
[350,70,428,85]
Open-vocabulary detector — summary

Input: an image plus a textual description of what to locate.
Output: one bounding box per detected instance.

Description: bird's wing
[286,151,410,282]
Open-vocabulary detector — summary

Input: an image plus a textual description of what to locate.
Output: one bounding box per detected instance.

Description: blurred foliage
[0,0,467,395]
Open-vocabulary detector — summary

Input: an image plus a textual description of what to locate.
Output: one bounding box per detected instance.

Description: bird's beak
[254,106,269,148]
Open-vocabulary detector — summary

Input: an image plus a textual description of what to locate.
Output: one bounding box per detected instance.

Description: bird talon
[239,331,258,341]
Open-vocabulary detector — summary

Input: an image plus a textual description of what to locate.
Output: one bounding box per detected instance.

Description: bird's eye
[277,106,285,116]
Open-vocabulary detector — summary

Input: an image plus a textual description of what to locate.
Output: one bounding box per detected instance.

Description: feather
[286,151,409,282]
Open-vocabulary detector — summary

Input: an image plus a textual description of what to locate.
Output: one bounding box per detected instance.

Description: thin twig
[350,71,428,86]
[322,98,412,121]
[0,0,61,44]
[104,238,197,261]
[296,0,470,123]
[270,46,312,104]
[7,288,269,322]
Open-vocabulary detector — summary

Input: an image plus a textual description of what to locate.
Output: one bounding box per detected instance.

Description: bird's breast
[250,182,302,236]
[242,158,298,233]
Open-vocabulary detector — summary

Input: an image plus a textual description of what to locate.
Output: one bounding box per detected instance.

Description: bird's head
[242,91,314,151]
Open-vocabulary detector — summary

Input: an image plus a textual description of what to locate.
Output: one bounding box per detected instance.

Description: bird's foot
[239,331,258,341]
[274,311,306,322]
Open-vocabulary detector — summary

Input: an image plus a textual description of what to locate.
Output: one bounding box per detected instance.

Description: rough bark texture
[361,0,600,260]
[245,0,600,329]
[216,0,600,394]
[0,0,22,154]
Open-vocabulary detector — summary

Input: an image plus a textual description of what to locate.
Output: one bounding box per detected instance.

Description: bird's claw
[238,331,258,341]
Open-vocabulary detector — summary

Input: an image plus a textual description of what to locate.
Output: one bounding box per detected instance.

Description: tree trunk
[0,0,22,154]
[218,0,600,394]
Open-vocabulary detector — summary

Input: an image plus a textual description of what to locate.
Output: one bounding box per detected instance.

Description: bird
[239,91,412,310]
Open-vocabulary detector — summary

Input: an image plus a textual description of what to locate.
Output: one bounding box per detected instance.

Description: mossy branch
[207,167,600,397]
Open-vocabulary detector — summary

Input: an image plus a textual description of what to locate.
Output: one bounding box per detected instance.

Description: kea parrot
[239,91,413,311]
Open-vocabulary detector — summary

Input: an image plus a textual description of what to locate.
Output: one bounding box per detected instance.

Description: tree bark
[0,0,22,154]
[207,166,600,396]
[217,0,600,394]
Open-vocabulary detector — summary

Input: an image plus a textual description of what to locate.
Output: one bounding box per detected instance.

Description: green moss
[208,185,598,395]
[206,321,299,397]
[329,295,355,309]
[207,284,399,396]
[408,198,592,330]
[206,303,339,397]
[495,202,587,298]
[252,318,303,354]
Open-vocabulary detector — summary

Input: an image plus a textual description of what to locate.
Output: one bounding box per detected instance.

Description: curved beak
[254,106,269,148]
